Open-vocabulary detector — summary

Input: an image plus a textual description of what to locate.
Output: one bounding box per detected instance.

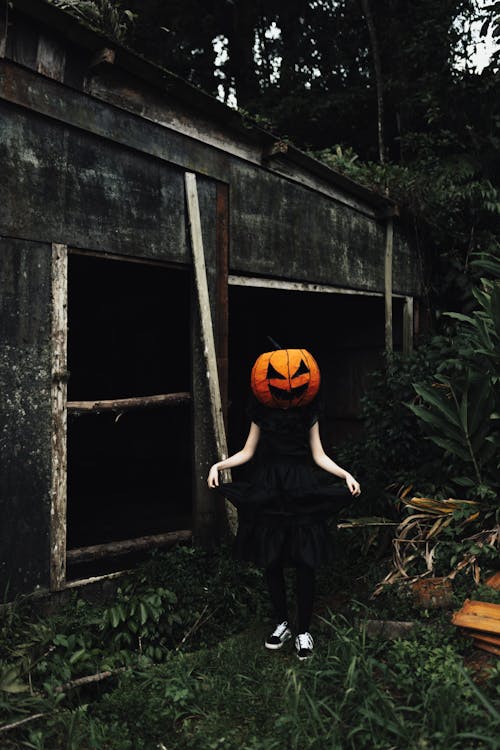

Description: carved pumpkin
[251,349,321,409]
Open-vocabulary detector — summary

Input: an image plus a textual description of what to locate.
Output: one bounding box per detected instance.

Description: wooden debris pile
[452,574,500,656]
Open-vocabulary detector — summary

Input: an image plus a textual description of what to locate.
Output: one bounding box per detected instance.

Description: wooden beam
[67,530,192,563]
[216,182,229,424]
[67,391,190,415]
[0,0,8,58]
[185,172,237,536]
[50,242,68,591]
[403,296,414,357]
[384,217,393,353]
[229,274,406,299]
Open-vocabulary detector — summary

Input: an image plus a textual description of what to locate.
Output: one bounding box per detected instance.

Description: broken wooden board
[452,599,500,635]
[467,630,500,648]
[485,572,500,590]
[473,640,500,657]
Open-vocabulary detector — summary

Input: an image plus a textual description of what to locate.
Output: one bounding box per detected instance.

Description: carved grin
[268,383,309,401]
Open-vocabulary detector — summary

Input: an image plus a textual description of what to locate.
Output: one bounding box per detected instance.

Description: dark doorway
[228,284,403,453]
[66,254,191,574]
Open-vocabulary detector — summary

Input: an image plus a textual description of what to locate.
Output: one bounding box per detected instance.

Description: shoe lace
[272,621,289,638]
[296,632,313,650]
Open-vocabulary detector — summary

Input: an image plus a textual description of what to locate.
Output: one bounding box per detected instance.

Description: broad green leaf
[453,477,476,487]
[428,436,471,462]
[412,383,460,426]
[444,311,474,324]
[491,284,500,339]
[407,404,464,442]
[459,389,468,432]
[469,378,495,438]
[69,648,86,665]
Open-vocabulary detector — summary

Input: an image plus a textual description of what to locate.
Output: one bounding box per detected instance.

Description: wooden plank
[68,247,188,271]
[403,296,414,356]
[384,217,393,353]
[452,613,500,635]
[36,32,66,81]
[185,172,237,535]
[67,530,192,563]
[50,242,68,591]
[459,599,500,617]
[467,630,500,647]
[229,274,406,299]
[63,570,127,590]
[473,640,500,656]
[216,182,229,424]
[67,391,190,415]
[486,572,500,590]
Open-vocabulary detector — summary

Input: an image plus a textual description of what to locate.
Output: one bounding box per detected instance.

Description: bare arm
[207,422,261,488]
[309,422,361,496]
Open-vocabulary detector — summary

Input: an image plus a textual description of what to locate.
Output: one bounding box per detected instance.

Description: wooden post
[216,183,229,425]
[50,243,68,590]
[185,173,237,536]
[384,217,393,353]
[403,296,414,357]
[0,0,8,58]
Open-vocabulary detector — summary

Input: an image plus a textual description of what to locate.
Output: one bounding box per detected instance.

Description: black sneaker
[295,632,314,660]
[265,621,292,650]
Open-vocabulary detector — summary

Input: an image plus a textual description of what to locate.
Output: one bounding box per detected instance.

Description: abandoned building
[0,0,422,598]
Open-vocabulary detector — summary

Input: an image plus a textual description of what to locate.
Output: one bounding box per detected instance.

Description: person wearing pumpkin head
[207,348,360,660]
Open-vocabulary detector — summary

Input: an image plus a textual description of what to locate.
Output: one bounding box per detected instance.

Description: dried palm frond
[372,491,497,596]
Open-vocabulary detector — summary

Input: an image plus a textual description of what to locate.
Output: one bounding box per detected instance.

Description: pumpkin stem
[267,336,283,350]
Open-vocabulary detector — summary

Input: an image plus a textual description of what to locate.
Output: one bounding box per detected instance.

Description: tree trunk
[360,0,385,165]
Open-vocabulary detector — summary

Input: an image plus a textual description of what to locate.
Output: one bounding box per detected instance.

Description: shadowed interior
[66,254,192,577]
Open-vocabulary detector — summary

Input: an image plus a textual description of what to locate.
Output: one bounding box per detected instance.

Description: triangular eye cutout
[267,361,287,380]
[292,359,310,379]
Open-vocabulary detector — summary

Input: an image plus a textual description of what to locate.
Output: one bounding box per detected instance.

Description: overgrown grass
[1,545,499,749]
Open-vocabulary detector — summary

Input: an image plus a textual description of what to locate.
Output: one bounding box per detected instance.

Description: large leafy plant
[407,251,500,503]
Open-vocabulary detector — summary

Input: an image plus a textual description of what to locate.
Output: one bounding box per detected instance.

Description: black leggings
[264,561,315,633]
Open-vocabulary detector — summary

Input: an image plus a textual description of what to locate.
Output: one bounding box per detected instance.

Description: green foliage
[47,0,136,43]
[335,345,445,512]
[100,581,180,661]
[407,251,500,502]
[1,546,499,749]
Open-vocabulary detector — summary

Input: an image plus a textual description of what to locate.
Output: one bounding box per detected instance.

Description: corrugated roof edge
[11,0,397,212]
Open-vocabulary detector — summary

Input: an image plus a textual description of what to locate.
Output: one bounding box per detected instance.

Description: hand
[345,473,361,497]
[207,464,220,488]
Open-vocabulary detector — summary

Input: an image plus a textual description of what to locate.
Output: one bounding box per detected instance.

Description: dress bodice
[248,399,320,460]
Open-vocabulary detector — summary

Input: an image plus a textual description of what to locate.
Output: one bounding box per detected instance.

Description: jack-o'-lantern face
[251,349,320,409]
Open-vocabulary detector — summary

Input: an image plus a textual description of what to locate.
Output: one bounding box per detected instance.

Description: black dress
[218,399,352,569]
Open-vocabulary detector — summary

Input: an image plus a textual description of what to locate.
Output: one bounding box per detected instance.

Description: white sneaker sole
[296,651,313,660]
[265,633,292,650]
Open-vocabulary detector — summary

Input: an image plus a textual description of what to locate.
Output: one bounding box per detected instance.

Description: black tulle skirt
[218,460,352,568]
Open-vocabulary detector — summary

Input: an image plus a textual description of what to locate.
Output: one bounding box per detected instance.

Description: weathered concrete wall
[0,93,417,295]
[0,237,52,595]
[0,100,187,262]
[0,99,217,268]
[229,164,387,291]
[0,9,420,295]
